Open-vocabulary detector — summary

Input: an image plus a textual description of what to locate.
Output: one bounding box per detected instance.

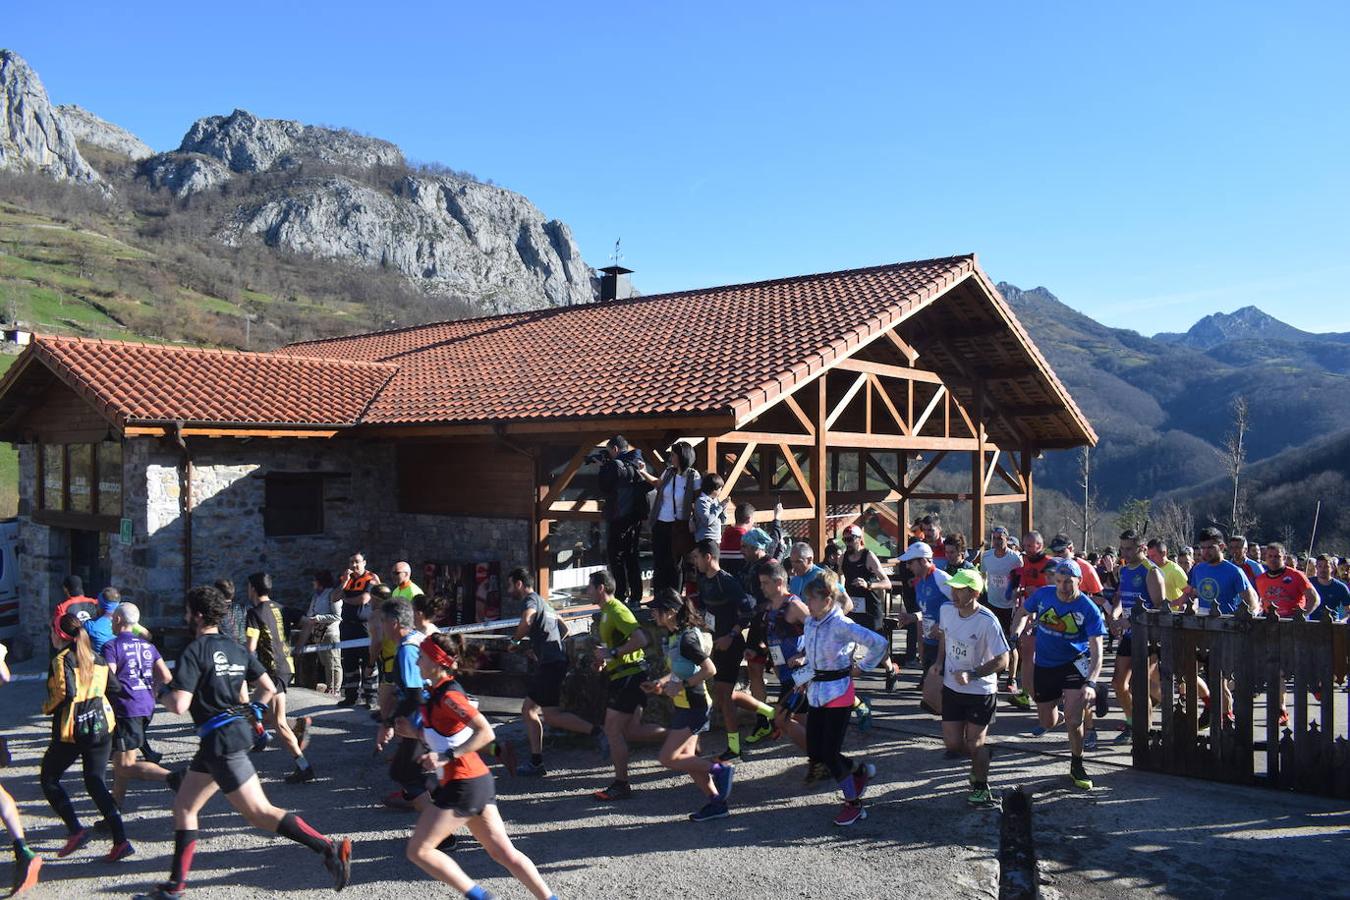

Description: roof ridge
[33,333,398,369]
[279,254,976,351]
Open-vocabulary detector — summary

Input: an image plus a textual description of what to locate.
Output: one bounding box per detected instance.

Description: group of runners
[2,504,1347,899]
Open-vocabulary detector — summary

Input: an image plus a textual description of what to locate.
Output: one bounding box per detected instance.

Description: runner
[1010,560,1106,790]
[739,527,777,733]
[921,516,947,570]
[395,633,559,900]
[41,613,130,862]
[1185,528,1258,616]
[504,568,604,777]
[1006,531,1057,710]
[243,573,314,784]
[590,570,665,801]
[935,569,1010,806]
[1176,545,1196,574]
[691,539,770,761]
[1311,555,1350,621]
[1227,535,1266,584]
[793,575,889,826]
[0,641,43,895]
[1110,532,1167,745]
[82,589,121,654]
[892,542,950,686]
[134,585,351,900]
[758,560,810,753]
[51,576,98,658]
[840,524,891,634]
[102,602,173,807]
[337,554,379,708]
[375,600,432,811]
[643,589,735,822]
[978,526,1022,696]
[1255,542,1321,619]
[1146,539,1189,609]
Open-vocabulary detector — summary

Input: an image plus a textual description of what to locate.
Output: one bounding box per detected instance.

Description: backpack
[58,662,115,746]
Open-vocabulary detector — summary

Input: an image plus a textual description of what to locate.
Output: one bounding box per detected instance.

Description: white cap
[898,541,933,562]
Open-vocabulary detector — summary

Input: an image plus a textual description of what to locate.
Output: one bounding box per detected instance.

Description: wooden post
[811,375,828,553]
[533,455,552,594]
[971,380,987,548]
[1019,445,1035,538]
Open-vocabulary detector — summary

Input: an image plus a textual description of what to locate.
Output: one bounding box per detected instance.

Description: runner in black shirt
[133,585,351,900]
[244,573,314,784]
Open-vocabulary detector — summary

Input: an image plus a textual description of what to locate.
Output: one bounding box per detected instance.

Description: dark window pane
[42,444,64,511]
[68,444,93,514]
[264,474,324,536]
[98,442,123,516]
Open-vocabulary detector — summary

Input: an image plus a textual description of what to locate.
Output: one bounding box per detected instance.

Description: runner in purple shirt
[100,603,172,807]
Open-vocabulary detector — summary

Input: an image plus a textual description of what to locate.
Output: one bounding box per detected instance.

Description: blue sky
[8,1,1349,332]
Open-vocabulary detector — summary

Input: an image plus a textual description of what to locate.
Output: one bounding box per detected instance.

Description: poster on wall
[473,561,501,622]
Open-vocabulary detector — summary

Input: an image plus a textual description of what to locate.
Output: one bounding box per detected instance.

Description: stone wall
[12,434,534,657]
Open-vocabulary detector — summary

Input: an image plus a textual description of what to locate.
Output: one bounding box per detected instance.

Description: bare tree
[1068,446,1101,550]
[1152,498,1195,553]
[1220,396,1256,535]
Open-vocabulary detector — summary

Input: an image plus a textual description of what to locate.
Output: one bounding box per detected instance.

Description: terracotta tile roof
[18,336,397,428]
[281,255,987,426]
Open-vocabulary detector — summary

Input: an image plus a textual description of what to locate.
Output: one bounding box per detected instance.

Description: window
[68,444,93,513]
[37,441,124,519]
[41,444,64,511]
[97,442,123,516]
[264,474,325,536]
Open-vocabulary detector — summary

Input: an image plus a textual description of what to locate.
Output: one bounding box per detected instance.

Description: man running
[1146,539,1189,609]
[1110,532,1166,744]
[1255,542,1320,619]
[1312,555,1349,621]
[840,524,891,633]
[244,573,314,784]
[1007,531,1057,710]
[505,568,605,777]
[1011,559,1106,790]
[135,585,350,899]
[692,540,767,762]
[757,560,811,752]
[1227,535,1265,584]
[103,602,173,807]
[1185,528,1258,616]
[935,569,1009,806]
[978,526,1022,696]
[374,600,432,811]
[893,542,950,680]
[590,571,665,801]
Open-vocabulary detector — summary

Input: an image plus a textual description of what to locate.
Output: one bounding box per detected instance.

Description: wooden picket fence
[1129,604,1350,798]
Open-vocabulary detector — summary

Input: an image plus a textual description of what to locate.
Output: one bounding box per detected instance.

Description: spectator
[301,571,342,695]
[691,473,727,544]
[648,441,701,594]
[596,435,652,606]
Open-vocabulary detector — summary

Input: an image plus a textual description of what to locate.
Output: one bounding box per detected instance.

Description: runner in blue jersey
[1184,529,1258,615]
[757,560,810,753]
[1011,560,1106,790]
[1109,532,1166,745]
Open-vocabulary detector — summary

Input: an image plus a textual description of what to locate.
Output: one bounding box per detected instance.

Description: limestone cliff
[55,103,154,160]
[0,50,101,185]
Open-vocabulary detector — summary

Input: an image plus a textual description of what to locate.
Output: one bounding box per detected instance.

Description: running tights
[806,703,853,782]
[40,737,124,843]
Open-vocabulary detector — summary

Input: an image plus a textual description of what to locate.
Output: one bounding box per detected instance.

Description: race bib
[948,638,972,665]
[769,645,786,667]
[705,611,716,633]
[1073,652,1092,679]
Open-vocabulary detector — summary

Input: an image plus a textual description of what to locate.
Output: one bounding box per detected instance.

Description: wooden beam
[922,320,1007,341]
[903,451,948,497]
[829,489,905,505]
[1001,403,1066,418]
[538,439,599,511]
[971,379,987,547]
[864,452,900,491]
[993,459,1023,493]
[780,444,815,507]
[546,499,602,514]
[982,449,1000,495]
[1020,446,1035,537]
[986,493,1028,506]
[950,393,978,438]
[782,394,815,436]
[721,430,813,447]
[868,375,911,435]
[911,386,946,436]
[835,358,944,384]
[827,433,988,452]
[883,330,920,364]
[718,441,758,499]
[825,372,868,431]
[812,377,828,552]
[971,364,1037,380]
[123,426,340,439]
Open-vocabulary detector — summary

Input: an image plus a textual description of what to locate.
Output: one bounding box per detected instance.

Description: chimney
[598,265,634,302]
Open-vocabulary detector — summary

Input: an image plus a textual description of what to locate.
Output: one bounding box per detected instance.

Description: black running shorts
[526,660,569,708]
[1033,662,1088,704]
[189,747,257,794]
[941,687,997,727]
[711,634,746,686]
[606,673,647,715]
[112,715,149,753]
[430,772,496,817]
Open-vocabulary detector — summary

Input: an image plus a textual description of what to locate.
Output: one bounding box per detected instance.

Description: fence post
[1131,605,1152,768]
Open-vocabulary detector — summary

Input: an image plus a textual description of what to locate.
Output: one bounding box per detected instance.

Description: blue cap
[1053,559,1082,579]
[740,528,773,551]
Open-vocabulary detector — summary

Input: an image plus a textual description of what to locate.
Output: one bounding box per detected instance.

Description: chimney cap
[599,265,634,276]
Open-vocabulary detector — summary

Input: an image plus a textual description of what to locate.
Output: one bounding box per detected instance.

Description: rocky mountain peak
[1155,306,1313,349]
[56,104,154,160]
[0,49,101,186]
[178,108,404,173]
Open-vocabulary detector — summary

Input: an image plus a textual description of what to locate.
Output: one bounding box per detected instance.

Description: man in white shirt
[936,568,1009,807]
[978,526,1022,693]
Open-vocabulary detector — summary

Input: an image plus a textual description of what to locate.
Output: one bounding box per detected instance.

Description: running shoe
[1113,728,1134,746]
[382,790,415,810]
[593,781,632,801]
[132,884,184,900]
[1009,690,1032,709]
[689,800,730,822]
[1030,725,1048,737]
[745,718,776,745]
[1069,758,1093,790]
[324,838,352,892]
[11,854,41,896]
[710,763,735,803]
[716,747,741,763]
[496,741,518,777]
[852,762,876,799]
[285,765,316,784]
[293,716,312,752]
[104,840,135,863]
[803,762,829,784]
[855,698,873,733]
[57,829,90,858]
[517,760,548,777]
[833,801,867,827]
[967,787,997,807]
[336,697,357,708]
[1083,729,1099,751]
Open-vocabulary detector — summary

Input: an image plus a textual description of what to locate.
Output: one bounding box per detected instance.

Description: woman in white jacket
[301,571,342,695]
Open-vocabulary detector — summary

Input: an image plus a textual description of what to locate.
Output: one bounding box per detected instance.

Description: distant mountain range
[1154,306,1350,351]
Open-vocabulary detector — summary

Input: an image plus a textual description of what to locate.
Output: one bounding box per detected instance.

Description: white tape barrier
[5,605,600,683]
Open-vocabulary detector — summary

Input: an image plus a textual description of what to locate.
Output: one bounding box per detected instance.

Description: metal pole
[1308,499,1322,556]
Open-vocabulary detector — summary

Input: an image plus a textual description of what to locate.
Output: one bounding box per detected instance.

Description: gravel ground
[2,657,1346,900]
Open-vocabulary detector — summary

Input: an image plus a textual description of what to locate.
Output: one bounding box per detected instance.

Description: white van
[0,518,18,642]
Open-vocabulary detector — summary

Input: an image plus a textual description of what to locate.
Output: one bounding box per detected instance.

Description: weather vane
[610,238,623,267]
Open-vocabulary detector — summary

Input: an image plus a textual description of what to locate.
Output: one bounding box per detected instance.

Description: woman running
[643,589,734,822]
[41,613,130,862]
[792,576,890,827]
[1,641,42,894]
[397,632,559,900]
